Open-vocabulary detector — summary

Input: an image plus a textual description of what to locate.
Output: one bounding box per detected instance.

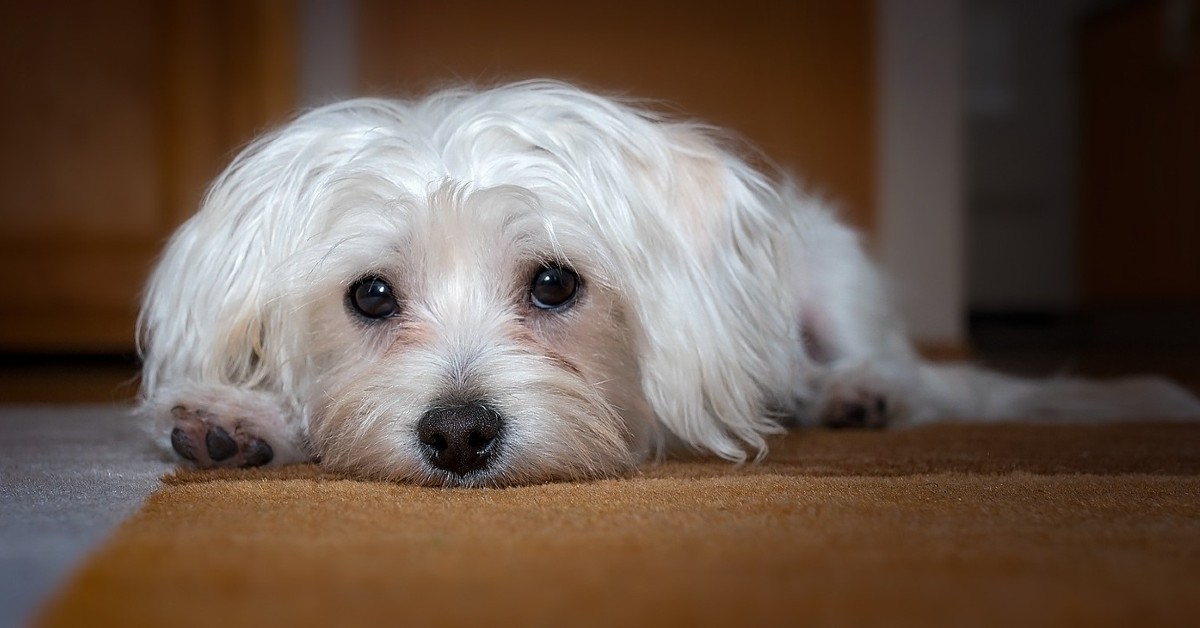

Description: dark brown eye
[530,265,579,310]
[348,275,399,320]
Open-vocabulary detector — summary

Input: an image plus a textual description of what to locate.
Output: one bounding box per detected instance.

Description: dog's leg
[789,216,1200,426]
[802,336,924,429]
[148,385,309,469]
[789,217,923,429]
[810,364,906,429]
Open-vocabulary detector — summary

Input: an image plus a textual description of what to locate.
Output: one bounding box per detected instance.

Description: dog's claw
[205,426,238,461]
[242,439,274,467]
[171,427,197,461]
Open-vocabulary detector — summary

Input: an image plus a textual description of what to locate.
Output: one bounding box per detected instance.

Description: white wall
[877,0,966,347]
[299,0,358,107]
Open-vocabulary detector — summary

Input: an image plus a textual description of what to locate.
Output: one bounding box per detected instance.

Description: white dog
[139,80,1200,486]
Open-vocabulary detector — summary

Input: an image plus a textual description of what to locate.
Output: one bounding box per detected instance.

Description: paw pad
[170,406,275,468]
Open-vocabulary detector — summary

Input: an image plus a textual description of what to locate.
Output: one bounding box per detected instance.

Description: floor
[0,406,170,628]
[2,334,1198,628]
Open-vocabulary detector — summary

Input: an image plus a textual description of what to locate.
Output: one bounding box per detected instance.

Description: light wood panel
[359,0,876,230]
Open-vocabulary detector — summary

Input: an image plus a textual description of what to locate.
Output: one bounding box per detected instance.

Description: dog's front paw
[170,406,274,468]
[819,391,892,429]
[815,368,909,429]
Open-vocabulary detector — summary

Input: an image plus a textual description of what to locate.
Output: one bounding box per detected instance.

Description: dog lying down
[139,80,1200,486]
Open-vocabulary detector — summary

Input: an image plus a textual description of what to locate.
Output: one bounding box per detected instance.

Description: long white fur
[139,80,1200,486]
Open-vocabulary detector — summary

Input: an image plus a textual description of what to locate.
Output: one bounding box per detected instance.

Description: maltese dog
[138,80,1200,486]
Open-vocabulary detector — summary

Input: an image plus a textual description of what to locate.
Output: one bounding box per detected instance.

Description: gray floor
[0,406,170,628]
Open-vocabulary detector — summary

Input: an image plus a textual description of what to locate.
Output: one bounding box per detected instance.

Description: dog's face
[301,183,656,486]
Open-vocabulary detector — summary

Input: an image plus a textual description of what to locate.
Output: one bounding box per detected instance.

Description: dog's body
[140,81,1200,486]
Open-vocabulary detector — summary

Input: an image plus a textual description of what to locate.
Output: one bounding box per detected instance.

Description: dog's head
[141,81,796,486]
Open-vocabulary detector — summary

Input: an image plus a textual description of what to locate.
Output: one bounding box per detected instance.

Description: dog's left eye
[348,276,400,320]
[530,266,579,310]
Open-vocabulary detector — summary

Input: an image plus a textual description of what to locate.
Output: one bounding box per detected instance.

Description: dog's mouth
[407,439,638,488]
[413,465,510,489]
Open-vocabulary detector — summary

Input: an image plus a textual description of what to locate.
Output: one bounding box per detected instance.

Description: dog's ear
[140,160,277,402]
[595,118,801,461]
[138,124,320,410]
[492,84,799,459]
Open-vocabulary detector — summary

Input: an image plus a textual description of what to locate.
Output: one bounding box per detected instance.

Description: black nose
[416,402,503,476]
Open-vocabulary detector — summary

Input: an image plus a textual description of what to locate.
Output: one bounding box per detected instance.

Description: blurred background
[0,0,1196,403]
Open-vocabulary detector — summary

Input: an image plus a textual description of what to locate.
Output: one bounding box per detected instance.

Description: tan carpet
[37,423,1200,628]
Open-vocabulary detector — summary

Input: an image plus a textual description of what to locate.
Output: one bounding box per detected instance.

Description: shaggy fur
[139,80,1200,486]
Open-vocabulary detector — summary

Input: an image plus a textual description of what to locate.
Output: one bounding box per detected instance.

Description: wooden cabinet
[0,1,296,352]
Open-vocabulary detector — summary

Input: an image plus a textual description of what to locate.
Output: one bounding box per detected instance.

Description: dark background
[1,0,1196,401]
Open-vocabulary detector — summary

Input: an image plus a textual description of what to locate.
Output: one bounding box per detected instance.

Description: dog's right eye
[348,276,400,320]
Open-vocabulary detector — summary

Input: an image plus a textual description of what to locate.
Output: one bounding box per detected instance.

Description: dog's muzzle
[416,401,503,476]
